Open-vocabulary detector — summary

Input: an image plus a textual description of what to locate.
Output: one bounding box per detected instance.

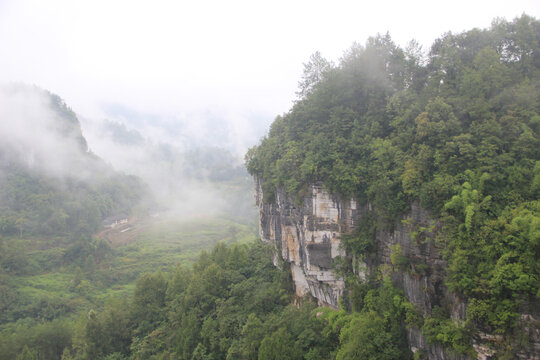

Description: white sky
[0,0,538,154]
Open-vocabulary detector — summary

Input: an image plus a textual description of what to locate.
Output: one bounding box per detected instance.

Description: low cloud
[0,84,256,223]
[80,115,256,221]
[0,84,92,179]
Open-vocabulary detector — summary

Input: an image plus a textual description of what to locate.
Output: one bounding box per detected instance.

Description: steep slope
[247,15,540,359]
[0,84,148,237]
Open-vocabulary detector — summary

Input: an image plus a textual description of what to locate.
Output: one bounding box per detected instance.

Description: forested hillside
[247,15,540,357]
[0,85,148,238]
[1,15,539,360]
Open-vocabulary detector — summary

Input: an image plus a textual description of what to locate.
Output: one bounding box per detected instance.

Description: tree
[258,327,302,360]
[336,312,404,360]
[85,310,104,359]
[131,272,168,336]
[16,346,37,360]
[296,51,333,99]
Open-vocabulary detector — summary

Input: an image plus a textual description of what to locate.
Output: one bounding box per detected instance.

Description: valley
[0,12,539,360]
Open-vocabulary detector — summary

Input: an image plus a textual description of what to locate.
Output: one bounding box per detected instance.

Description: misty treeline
[0,83,253,239]
[0,164,145,237]
[0,85,148,238]
[0,241,419,360]
[99,118,248,183]
[247,15,539,356]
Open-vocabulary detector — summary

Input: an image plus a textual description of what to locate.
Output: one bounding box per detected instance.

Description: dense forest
[1,14,539,360]
[247,14,539,358]
[1,240,421,360]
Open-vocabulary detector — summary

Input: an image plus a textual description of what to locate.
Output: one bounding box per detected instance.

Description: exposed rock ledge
[255,179,540,360]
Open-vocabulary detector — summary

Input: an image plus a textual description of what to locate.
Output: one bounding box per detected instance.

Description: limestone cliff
[255,179,540,360]
[256,178,354,308]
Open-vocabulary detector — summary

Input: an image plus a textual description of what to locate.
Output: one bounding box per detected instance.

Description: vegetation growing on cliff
[246,15,540,355]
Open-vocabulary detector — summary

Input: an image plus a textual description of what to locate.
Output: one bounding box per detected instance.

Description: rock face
[255,179,540,359]
[256,179,355,308]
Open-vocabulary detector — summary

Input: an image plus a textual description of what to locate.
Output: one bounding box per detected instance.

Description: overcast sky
[0,0,538,156]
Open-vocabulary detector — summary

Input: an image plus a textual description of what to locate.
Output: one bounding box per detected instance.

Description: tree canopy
[247,14,540,355]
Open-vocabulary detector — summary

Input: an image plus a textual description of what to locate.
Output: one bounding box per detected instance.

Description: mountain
[247,14,539,359]
[1,15,538,360]
[0,84,148,237]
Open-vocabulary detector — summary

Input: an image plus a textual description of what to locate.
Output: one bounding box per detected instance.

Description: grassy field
[107,215,257,279]
[0,213,258,330]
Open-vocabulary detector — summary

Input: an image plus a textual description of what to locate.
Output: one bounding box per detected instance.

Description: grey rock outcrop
[256,179,354,308]
[255,179,539,359]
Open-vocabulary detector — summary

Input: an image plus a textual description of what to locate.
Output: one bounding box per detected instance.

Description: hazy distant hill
[0,85,148,237]
[83,115,257,220]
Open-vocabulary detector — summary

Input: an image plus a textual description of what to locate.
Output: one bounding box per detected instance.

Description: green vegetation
[0,215,255,330]
[246,15,540,354]
[2,14,539,360]
[0,154,147,239]
[422,307,471,356]
[0,84,276,359]
[1,239,420,360]
[0,86,148,238]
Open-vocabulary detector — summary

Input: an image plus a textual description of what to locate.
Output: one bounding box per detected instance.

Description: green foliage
[341,211,378,257]
[80,301,132,360]
[0,319,72,360]
[0,87,148,239]
[336,311,402,360]
[258,327,302,360]
[246,14,540,356]
[390,244,410,270]
[1,15,539,360]
[0,164,147,238]
[131,272,168,337]
[422,307,473,356]
[1,240,417,360]
[246,15,539,220]
[0,213,258,360]
[0,237,33,275]
[324,279,414,360]
[443,181,540,333]
[16,346,38,360]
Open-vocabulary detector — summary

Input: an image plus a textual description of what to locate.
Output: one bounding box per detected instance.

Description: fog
[81,115,255,220]
[0,85,92,179]
[0,84,256,222]
[0,0,537,164]
[83,104,270,159]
